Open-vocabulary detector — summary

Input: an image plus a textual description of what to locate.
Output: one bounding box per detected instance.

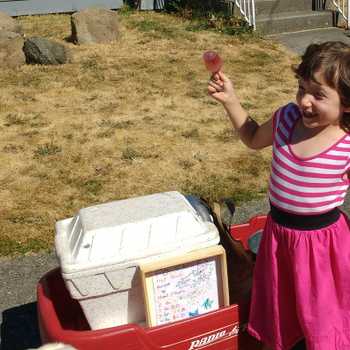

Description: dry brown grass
[0,10,298,256]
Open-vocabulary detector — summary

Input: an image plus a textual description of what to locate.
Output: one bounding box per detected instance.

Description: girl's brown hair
[293,41,350,132]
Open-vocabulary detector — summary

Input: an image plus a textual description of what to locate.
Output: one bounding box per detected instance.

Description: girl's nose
[300,93,313,108]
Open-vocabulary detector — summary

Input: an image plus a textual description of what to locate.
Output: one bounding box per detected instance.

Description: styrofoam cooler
[55,191,220,330]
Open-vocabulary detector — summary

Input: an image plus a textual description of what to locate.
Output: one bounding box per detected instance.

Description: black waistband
[270,203,340,230]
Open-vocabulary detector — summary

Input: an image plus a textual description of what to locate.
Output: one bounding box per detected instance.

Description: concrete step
[255,0,312,16]
[256,10,334,35]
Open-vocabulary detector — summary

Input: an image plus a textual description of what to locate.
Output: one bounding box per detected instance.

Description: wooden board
[140,245,229,327]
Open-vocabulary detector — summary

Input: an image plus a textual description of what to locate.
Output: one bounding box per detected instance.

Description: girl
[207,41,350,350]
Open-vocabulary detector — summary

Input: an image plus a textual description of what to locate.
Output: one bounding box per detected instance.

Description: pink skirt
[247,212,350,350]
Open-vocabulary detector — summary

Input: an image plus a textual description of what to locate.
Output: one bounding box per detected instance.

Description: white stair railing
[330,0,350,28]
[226,0,256,29]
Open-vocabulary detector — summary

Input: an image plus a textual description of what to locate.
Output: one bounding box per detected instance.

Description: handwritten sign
[140,245,229,326]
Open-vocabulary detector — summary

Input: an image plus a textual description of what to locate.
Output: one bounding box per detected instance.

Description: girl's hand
[207,71,237,106]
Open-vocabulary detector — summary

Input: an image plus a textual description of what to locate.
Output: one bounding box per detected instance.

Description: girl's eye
[314,93,325,100]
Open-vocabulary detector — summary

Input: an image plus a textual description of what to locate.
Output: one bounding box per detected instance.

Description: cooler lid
[55,191,218,273]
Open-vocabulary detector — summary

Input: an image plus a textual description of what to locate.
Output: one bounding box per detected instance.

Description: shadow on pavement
[1,302,41,350]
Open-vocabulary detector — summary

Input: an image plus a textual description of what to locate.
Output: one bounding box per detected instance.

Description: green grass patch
[121,146,142,161]
[83,179,103,196]
[34,142,62,158]
[129,18,180,39]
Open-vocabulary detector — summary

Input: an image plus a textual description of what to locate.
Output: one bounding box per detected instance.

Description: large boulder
[0,31,25,68]
[23,37,69,65]
[70,7,120,44]
[0,11,22,34]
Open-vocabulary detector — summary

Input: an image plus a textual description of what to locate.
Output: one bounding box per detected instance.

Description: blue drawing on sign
[189,309,199,317]
[202,298,213,309]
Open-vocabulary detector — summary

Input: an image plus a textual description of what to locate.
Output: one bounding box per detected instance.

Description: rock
[70,7,120,44]
[23,37,68,65]
[0,11,22,34]
[0,31,25,68]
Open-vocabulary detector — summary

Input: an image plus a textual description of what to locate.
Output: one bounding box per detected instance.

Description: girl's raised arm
[237,115,273,150]
[208,71,273,149]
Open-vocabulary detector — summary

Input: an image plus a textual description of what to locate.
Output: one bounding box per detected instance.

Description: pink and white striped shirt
[268,103,350,215]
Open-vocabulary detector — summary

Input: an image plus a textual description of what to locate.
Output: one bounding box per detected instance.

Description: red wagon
[37,214,267,350]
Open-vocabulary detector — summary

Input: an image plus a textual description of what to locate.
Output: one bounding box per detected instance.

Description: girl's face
[296,70,349,129]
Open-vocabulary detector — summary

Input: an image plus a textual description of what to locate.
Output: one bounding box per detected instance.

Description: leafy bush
[164,0,218,17]
[186,13,252,35]
[165,0,253,35]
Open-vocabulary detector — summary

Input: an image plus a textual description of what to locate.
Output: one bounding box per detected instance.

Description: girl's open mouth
[302,111,316,119]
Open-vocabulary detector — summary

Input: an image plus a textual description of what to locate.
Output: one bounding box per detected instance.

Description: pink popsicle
[203,51,223,73]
